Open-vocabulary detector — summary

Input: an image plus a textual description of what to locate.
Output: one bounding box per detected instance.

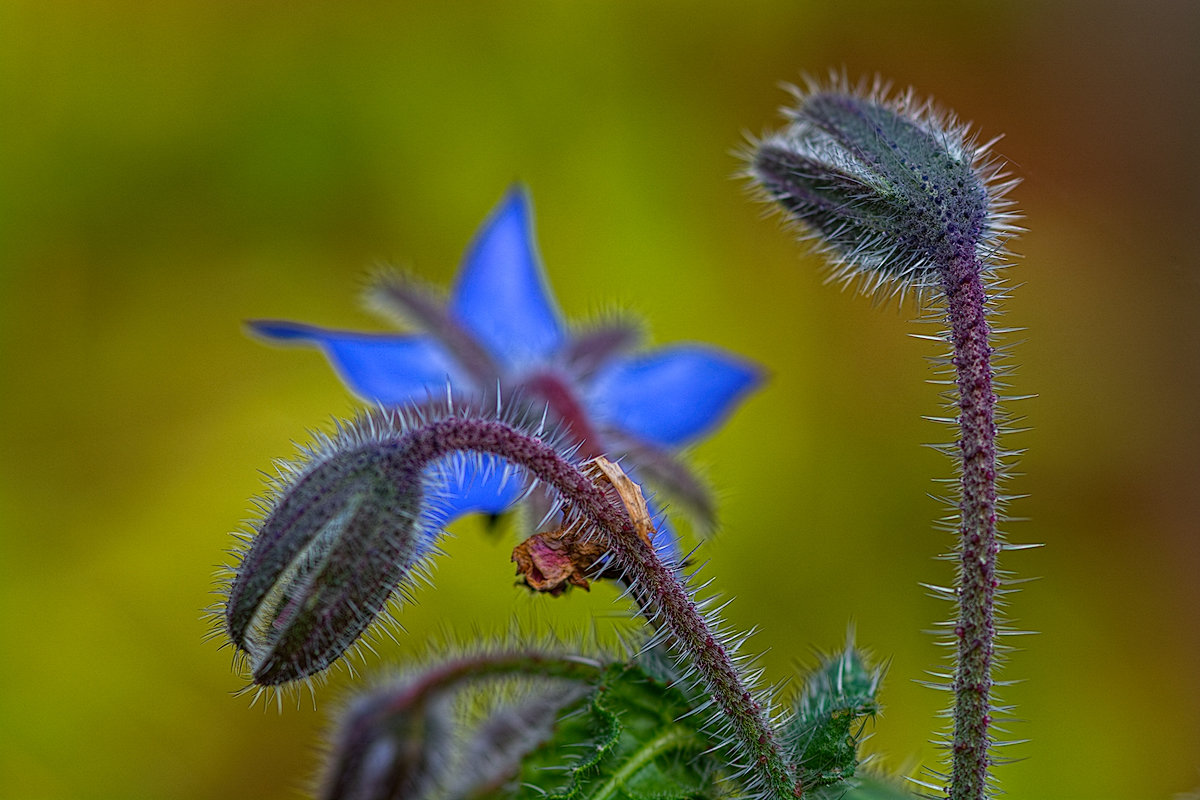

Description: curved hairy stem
[401,417,802,798]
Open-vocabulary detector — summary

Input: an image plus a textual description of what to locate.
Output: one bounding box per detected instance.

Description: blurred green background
[3,1,1198,798]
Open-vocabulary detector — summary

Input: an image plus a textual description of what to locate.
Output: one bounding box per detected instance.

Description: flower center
[521,371,605,458]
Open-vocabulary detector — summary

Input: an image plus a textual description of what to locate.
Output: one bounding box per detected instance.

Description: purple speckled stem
[942,252,999,800]
[397,417,802,799]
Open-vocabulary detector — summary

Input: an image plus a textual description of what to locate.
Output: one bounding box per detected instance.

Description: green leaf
[508,663,720,800]
[786,646,882,787]
[809,774,917,800]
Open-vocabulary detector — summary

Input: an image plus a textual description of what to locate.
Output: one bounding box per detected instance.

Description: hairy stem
[374,650,607,718]
[397,417,802,799]
[323,648,601,800]
[942,252,999,800]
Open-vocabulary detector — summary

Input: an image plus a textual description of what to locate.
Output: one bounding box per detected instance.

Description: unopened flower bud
[749,78,1018,296]
[224,440,427,686]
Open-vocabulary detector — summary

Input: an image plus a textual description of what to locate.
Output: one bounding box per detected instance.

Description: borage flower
[252,187,760,555]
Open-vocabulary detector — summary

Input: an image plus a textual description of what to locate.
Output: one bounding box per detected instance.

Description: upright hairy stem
[748,78,1022,800]
[943,253,998,800]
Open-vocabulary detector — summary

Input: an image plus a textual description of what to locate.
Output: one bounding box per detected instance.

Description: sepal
[785,643,884,787]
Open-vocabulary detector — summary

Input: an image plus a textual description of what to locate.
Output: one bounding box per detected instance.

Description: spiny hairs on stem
[745,74,1028,800]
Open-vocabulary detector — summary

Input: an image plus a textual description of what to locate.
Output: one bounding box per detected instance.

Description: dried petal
[512,457,653,595]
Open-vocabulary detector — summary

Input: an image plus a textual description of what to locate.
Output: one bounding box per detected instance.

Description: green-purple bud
[319,649,601,800]
[224,436,427,686]
[749,77,1019,297]
[219,407,586,688]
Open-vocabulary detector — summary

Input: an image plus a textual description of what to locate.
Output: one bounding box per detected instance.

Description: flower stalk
[395,415,802,798]
[748,77,1021,800]
[943,250,998,800]
[223,409,800,797]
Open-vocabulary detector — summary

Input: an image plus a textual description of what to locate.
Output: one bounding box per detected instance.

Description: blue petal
[588,346,762,446]
[449,187,565,368]
[249,321,469,405]
[427,454,524,523]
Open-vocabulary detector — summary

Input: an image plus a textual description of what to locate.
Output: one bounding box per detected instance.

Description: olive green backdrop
[3,2,1198,798]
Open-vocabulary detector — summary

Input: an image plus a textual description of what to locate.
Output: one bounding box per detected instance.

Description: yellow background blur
[3,2,1198,798]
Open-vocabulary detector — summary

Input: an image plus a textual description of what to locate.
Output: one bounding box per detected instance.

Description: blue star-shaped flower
[251,187,761,554]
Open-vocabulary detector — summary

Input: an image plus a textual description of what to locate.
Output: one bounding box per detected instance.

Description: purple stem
[942,252,999,800]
